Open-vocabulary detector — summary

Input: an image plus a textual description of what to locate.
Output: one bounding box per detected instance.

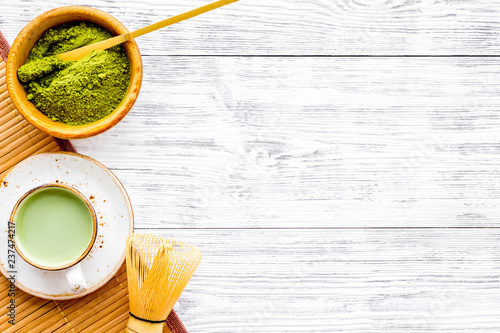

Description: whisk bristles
[126,234,202,333]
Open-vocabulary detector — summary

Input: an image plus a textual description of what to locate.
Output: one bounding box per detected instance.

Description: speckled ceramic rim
[0,152,134,300]
[10,183,98,271]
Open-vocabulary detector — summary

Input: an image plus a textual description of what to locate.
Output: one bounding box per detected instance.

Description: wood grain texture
[2,0,500,55]
[137,228,500,332]
[2,1,500,332]
[71,56,500,228]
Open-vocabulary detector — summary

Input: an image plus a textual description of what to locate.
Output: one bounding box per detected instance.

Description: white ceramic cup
[10,183,98,292]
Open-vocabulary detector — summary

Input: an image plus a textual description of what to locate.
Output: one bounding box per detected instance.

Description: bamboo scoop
[126,234,202,333]
[58,0,239,61]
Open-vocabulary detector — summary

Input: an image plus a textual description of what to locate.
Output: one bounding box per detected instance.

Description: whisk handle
[126,314,164,333]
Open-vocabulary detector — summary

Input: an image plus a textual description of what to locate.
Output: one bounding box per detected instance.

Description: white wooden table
[2,0,500,331]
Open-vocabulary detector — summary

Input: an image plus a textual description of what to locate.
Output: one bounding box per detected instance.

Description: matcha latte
[13,186,95,269]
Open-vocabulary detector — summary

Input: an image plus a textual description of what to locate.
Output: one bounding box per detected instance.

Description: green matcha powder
[18,21,131,126]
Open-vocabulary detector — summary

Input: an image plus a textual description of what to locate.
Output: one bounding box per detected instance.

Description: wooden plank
[2,3,500,333]
[73,56,500,228]
[8,229,491,332]
[134,228,500,332]
[2,0,500,55]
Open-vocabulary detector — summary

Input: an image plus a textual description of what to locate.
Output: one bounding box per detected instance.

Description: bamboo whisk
[126,234,202,333]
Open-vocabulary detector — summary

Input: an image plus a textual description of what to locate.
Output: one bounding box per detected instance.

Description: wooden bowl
[6,6,142,139]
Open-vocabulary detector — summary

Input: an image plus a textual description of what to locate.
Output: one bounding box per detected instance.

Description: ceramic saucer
[0,152,133,300]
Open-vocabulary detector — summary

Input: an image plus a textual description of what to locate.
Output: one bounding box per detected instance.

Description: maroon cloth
[167,310,189,333]
[0,29,187,333]
[54,137,77,152]
[0,31,8,60]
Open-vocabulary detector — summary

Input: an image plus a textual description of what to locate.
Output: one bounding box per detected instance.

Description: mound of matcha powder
[18,21,131,125]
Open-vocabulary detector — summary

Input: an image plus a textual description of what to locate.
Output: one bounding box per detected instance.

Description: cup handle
[65,263,87,293]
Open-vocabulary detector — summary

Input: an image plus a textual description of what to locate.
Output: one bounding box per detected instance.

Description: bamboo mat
[0,32,184,333]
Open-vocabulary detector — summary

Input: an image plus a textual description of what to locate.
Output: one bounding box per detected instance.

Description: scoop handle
[58,0,239,61]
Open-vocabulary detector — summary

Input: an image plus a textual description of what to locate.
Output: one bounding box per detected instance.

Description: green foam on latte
[15,187,94,267]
